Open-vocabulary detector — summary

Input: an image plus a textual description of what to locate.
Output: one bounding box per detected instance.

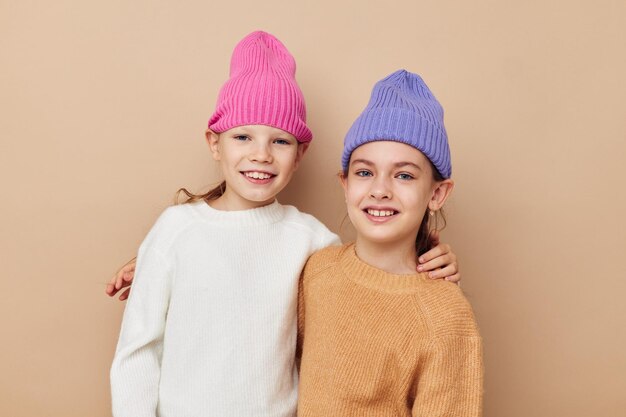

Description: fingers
[119,288,130,301]
[107,286,130,299]
[426,263,458,279]
[445,273,461,284]
[107,266,127,289]
[114,263,136,290]
[105,282,117,296]
[120,270,134,286]
[418,256,451,273]
[416,241,461,284]
[418,251,456,272]
[115,272,125,290]
[418,243,452,265]
[105,258,137,297]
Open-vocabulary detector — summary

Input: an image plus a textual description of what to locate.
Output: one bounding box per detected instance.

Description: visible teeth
[367,209,395,217]
[245,172,272,179]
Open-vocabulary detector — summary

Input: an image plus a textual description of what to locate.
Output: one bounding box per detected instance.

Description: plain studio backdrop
[1,1,625,416]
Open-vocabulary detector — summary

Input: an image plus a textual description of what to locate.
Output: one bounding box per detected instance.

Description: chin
[243,190,276,201]
[357,225,418,246]
[358,231,401,244]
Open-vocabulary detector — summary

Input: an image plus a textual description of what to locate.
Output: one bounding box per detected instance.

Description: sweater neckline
[190,199,285,226]
[339,244,428,293]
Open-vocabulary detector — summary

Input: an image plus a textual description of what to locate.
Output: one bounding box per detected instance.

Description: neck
[354,235,418,275]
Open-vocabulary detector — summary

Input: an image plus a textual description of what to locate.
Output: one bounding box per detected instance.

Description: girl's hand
[416,230,461,283]
[105,258,137,301]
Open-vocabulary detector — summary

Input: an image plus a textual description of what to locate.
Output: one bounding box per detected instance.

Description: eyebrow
[350,159,374,166]
[393,161,423,171]
[231,128,295,140]
[230,129,250,135]
[351,159,423,171]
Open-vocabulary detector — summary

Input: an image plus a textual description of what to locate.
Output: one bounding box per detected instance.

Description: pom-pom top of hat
[208,31,312,143]
[342,69,451,178]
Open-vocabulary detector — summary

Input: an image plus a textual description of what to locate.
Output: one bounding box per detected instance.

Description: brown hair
[415,163,447,256]
[174,181,226,205]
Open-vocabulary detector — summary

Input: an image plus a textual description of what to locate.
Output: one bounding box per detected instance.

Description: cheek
[219,154,237,170]
[217,144,239,164]
[344,183,367,208]
[279,162,298,178]
[277,149,299,170]
[403,188,431,212]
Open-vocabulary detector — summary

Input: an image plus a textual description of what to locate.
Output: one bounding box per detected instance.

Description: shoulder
[280,204,330,233]
[139,203,201,253]
[416,279,481,338]
[151,203,199,233]
[280,205,341,249]
[302,244,346,279]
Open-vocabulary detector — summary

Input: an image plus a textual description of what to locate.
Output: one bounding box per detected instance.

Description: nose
[369,176,392,200]
[249,142,273,163]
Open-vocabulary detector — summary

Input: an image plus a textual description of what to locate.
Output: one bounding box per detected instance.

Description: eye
[354,170,373,177]
[396,173,414,180]
[273,138,293,145]
[233,135,250,141]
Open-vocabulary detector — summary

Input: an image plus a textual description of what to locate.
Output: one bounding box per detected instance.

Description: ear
[338,171,348,199]
[428,179,454,211]
[205,129,221,161]
[292,142,310,171]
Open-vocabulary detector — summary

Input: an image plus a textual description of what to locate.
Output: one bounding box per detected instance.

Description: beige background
[1,1,625,416]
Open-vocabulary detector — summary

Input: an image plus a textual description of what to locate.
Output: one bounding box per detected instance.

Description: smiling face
[207,125,309,210]
[341,141,454,249]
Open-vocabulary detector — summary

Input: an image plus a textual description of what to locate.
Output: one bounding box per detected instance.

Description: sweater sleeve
[313,224,341,252]
[110,240,173,417]
[412,335,483,417]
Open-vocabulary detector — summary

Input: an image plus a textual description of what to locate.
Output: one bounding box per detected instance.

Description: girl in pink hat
[108,32,460,417]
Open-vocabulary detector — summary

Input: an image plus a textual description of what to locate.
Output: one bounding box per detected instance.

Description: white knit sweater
[110,200,340,417]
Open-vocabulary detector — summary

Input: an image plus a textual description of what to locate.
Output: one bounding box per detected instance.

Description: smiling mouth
[242,171,275,180]
[364,208,398,217]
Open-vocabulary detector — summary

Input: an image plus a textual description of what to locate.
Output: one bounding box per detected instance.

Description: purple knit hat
[342,70,451,178]
[208,31,312,143]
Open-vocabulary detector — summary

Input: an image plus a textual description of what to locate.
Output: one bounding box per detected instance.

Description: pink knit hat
[208,31,312,143]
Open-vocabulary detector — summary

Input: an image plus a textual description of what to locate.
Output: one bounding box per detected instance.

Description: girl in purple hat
[296,70,482,416]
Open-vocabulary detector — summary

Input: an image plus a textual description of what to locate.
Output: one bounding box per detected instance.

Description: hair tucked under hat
[342,70,451,178]
[208,31,312,143]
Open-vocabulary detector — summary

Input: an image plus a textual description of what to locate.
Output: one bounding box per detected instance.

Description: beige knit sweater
[297,244,483,417]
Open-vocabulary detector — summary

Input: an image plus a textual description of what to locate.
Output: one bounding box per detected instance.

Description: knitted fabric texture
[296,244,483,416]
[110,201,340,417]
[208,31,312,143]
[342,70,451,178]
